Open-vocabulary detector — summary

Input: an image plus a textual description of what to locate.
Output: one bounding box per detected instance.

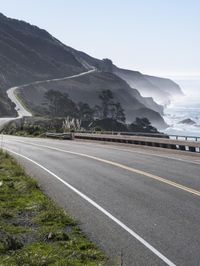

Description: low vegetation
[0,150,106,265]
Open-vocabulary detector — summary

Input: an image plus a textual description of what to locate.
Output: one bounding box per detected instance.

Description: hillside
[18,71,167,128]
[0,12,86,116]
[66,53,183,105]
[0,87,17,117]
[0,12,179,128]
[114,68,183,105]
[0,12,85,90]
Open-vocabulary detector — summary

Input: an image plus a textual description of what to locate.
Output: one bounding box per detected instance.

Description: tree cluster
[128,118,158,133]
[95,89,126,123]
[45,90,94,121]
[44,89,158,133]
[45,89,125,123]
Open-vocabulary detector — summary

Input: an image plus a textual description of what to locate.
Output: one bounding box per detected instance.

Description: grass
[0,150,107,265]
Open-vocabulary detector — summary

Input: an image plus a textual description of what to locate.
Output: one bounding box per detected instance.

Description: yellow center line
[69,152,200,197]
[5,138,200,197]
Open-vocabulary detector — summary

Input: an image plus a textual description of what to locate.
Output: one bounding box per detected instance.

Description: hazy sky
[1,0,200,77]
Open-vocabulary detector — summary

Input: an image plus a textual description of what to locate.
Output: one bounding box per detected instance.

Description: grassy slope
[0,150,106,266]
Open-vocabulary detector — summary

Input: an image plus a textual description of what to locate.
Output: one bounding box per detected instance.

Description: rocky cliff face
[91,58,183,106]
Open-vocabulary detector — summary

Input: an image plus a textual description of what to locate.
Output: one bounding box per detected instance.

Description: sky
[1,0,200,77]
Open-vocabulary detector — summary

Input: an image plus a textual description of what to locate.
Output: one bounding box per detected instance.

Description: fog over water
[163,77,200,136]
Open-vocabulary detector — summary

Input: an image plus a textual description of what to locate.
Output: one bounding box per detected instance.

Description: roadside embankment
[0,150,106,265]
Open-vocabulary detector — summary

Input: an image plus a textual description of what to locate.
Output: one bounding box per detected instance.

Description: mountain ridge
[0,13,181,128]
[63,50,183,105]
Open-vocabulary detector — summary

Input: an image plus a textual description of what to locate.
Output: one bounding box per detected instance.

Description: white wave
[162,78,200,136]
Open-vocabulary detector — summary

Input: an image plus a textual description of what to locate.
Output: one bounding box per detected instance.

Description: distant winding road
[0,69,96,130]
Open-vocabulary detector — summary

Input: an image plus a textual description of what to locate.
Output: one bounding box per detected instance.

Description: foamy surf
[163,78,200,137]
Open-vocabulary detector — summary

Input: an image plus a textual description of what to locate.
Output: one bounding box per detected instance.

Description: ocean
[163,77,200,137]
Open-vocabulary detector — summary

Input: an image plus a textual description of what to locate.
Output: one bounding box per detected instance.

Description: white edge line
[3,147,175,266]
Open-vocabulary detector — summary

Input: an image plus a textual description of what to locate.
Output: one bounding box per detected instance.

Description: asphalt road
[2,135,200,266]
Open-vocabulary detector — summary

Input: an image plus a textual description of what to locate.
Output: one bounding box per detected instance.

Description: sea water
[163,77,200,137]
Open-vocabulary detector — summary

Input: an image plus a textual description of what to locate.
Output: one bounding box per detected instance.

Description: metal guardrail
[75,131,200,142]
[45,131,200,153]
[168,134,200,142]
[74,133,200,153]
[75,131,169,138]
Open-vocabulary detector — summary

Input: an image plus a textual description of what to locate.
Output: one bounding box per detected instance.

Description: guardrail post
[161,143,168,148]
[169,144,177,149]
[189,146,196,152]
[179,145,186,151]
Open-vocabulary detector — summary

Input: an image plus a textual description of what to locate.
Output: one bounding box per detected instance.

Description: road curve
[0,69,96,130]
[2,135,200,266]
